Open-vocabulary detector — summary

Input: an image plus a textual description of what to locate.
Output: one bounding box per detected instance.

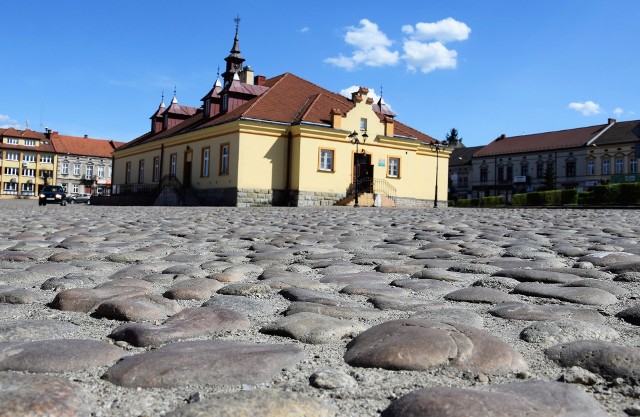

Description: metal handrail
[353,178,397,203]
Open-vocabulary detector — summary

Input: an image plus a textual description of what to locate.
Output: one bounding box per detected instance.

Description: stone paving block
[0,372,94,417]
[102,340,304,388]
[380,381,607,417]
[0,339,125,372]
[109,307,250,347]
[261,311,367,344]
[344,318,527,374]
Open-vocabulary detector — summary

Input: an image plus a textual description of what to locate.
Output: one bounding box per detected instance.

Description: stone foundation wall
[194,188,238,206]
[179,187,349,207]
[395,197,448,207]
[291,191,347,207]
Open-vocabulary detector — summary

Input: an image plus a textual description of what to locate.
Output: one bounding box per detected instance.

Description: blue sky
[1,1,638,146]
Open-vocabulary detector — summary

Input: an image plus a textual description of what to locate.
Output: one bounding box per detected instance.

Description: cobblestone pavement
[1,201,639,416]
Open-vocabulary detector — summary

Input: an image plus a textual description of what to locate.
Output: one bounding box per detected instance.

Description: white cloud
[325,19,399,70]
[404,18,471,42]
[613,107,624,118]
[299,27,310,33]
[0,114,20,129]
[327,17,470,75]
[568,101,602,116]
[401,17,469,74]
[402,40,457,73]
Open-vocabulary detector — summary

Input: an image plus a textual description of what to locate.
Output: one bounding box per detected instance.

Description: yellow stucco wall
[236,124,288,190]
[113,90,450,203]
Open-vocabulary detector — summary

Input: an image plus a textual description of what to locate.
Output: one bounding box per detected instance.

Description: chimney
[255,75,266,86]
[84,134,88,138]
[384,117,394,137]
[45,128,51,139]
[330,109,342,129]
[608,118,616,125]
[240,66,254,85]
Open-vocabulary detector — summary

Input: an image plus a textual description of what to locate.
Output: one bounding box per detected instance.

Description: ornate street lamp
[349,130,368,207]
[429,141,447,208]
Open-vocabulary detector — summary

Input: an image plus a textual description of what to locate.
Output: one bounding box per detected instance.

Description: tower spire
[171,85,178,104]
[222,15,246,86]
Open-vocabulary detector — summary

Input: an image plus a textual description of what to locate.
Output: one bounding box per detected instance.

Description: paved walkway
[0,201,638,416]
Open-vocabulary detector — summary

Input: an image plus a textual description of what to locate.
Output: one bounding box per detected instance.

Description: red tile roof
[52,134,125,158]
[474,123,610,158]
[593,120,640,146]
[122,72,438,149]
[2,128,45,140]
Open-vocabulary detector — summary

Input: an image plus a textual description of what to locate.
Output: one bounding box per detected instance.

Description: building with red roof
[113,20,448,207]
[51,133,125,196]
[467,118,640,200]
[0,127,124,200]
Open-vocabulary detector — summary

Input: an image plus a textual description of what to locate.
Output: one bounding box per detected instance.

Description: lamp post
[349,130,368,207]
[429,141,447,208]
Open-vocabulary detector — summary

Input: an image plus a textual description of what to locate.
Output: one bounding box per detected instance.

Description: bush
[592,185,618,205]
[512,194,526,206]
[448,200,456,207]
[478,196,504,207]
[578,191,593,205]
[561,189,578,205]
[542,190,562,206]
[470,198,480,207]
[618,183,640,205]
[526,192,545,206]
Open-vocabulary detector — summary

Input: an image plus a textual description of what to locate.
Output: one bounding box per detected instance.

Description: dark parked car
[67,193,91,204]
[38,185,67,206]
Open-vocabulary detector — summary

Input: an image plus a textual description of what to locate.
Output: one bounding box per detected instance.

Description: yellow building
[113,23,450,207]
[0,128,57,199]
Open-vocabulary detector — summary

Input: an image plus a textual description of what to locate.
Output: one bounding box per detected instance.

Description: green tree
[541,165,556,191]
[445,128,463,147]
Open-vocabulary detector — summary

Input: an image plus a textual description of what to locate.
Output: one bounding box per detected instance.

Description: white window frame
[40,155,53,163]
[73,164,81,175]
[153,157,160,181]
[22,168,35,177]
[219,144,229,175]
[24,139,36,147]
[3,182,18,194]
[138,160,144,183]
[72,184,79,193]
[202,148,210,177]
[615,158,624,174]
[97,166,104,178]
[125,162,132,184]
[6,138,18,145]
[587,159,595,176]
[319,149,334,172]
[6,152,19,161]
[170,154,177,178]
[387,157,400,178]
[602,159,610,175]
[23,153,35,162]
[630,158,638,174]
[61,162,69,175]
[86,165,94,178]
[21,183,35,195]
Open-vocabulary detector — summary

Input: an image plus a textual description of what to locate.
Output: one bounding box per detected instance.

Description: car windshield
[44,186,63,192]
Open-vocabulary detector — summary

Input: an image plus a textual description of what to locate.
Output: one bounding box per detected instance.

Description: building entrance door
[183,149,192,188]
[354,152,374,193]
